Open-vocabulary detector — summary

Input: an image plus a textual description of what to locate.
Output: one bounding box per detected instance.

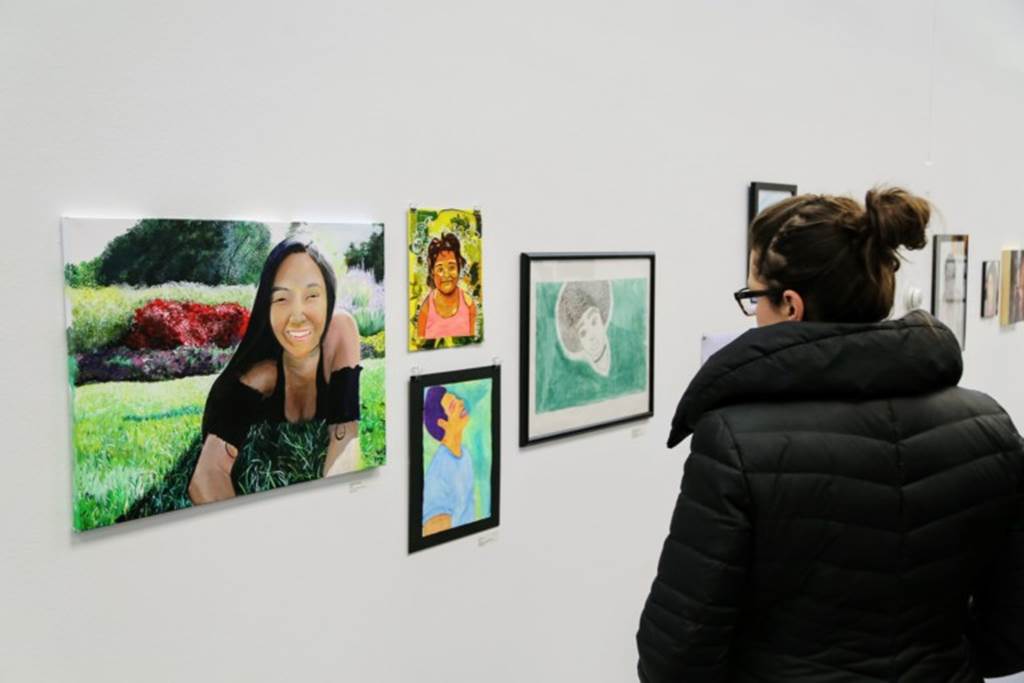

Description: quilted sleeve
[968,431,1024,678]
[637,412,752,683]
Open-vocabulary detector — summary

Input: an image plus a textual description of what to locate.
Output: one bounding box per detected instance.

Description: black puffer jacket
[637,311,1024,682]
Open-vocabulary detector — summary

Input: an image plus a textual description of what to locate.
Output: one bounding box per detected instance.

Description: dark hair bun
[864,187,930,251]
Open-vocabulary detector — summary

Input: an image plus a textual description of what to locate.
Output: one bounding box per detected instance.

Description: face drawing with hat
[555,280,613,377]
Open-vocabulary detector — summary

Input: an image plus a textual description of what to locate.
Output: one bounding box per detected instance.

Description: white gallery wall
[2,1,1023,681]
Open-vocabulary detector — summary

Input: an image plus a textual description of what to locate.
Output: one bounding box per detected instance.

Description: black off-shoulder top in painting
[201,351,362,450]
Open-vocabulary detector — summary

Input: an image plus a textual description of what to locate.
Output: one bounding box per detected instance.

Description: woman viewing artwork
[189,235,363,504]
[637,188,1024,682]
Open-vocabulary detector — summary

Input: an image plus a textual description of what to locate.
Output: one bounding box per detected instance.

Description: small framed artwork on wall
[1001,248,1024,326]
[520,252,655,446]
[931,234,969,348]
[407,207,484,352]
[747,182,797,274]
[749,182,798,225]
[409,365,500,553]
[981,260,1000,319]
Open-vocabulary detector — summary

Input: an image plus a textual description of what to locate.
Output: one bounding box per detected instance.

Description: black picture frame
[409,365,501,553]
[930,234,969,349]
[519,252,655,447]
[747,182,797,276]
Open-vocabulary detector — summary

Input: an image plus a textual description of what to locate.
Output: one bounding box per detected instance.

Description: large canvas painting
[1002,248,1024,326]
[62,218,386,532]
[409,366,500,552]
[520,253,654,446]
[407,207,483,351]
[931,234,968,349]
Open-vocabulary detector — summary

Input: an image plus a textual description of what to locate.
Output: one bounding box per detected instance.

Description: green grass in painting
[72,359,386,531]
[71,374,215,532]
[358,361,386,468]
[353,308,385,337]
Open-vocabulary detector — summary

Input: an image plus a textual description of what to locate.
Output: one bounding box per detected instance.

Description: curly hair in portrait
[555,280,612,354]
[426,233,466,287]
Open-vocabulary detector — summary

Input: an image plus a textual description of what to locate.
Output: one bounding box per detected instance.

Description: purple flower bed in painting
[337,268,385,337]
[75,345,236,385]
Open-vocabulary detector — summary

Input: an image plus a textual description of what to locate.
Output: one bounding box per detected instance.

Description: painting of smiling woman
[189,235,364,504]
[62,218,386,531]
[408,208,483,351]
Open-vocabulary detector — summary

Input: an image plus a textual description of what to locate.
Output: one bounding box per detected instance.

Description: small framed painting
[1001,249,1024,326]
[520,253,655,446]
[931,234,969,348]
[982,260,1000,319]
[747,182,797,273]
[409,365,500,553]
[749,182,798,225]
[407,207,484,352]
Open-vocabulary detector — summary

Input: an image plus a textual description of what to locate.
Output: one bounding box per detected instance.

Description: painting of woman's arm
[466,293,477,337]
[188,435,240,504]
[417,296,430,340]
[188,361,274,505]
[323,311,362,477]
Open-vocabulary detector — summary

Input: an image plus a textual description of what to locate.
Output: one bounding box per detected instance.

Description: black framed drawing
[747,182,797,275]
[409,365,500,553]
[931,234,969,349]
[519,252,655,447]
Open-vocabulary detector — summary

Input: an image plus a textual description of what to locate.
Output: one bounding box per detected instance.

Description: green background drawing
[535,278,648,414]
[422,377,493,521]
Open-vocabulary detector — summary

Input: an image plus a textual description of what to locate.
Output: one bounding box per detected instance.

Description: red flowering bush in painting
[123,299,250,350]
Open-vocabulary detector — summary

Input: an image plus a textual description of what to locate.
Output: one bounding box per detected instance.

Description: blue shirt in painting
[422,443,476,528]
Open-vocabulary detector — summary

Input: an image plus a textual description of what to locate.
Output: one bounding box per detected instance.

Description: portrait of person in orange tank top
[417,232,477,340]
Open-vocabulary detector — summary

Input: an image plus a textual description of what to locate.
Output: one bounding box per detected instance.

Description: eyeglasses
[733,287,779,316]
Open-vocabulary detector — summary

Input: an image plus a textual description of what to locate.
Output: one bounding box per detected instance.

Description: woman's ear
[781,290,805,321]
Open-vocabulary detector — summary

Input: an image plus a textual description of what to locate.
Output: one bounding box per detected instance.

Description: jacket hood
[667,310,963,448]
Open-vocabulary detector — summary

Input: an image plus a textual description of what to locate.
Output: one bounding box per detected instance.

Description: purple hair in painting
[423,386,449,441]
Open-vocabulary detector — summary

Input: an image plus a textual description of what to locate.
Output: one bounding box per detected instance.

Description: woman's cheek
[270,308,286,340]
[310,300,327,333]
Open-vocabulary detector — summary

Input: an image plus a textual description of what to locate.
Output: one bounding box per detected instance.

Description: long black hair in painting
[201,235,337,440]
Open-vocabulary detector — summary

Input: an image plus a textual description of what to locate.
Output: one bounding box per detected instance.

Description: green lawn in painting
[421,378,493,521]
[72,374,213,531]
[534,278,648,414]
[71,359,386,531]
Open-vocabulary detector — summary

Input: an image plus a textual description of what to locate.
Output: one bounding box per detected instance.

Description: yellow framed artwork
[407,207,484,351]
